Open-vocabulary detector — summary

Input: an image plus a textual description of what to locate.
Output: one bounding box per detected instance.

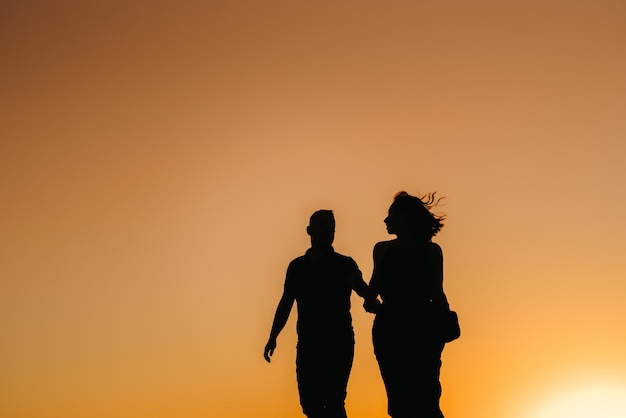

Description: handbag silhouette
[429,306,460,343]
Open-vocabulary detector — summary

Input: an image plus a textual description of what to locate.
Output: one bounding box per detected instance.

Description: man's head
[307,210,335,247]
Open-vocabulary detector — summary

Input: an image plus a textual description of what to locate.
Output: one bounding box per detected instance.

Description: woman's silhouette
[364,191,449,418]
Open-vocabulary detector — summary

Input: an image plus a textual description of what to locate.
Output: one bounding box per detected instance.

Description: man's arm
[347,263,369,299]
[263,290,295,363]
[363,242,387,313]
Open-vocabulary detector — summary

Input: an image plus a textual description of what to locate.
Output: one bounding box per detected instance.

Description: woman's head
[384,191,445,241]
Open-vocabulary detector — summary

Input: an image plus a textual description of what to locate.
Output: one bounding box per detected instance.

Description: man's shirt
[285,247,364,344]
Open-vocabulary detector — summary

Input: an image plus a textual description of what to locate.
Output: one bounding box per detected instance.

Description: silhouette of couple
[264,191,452,418]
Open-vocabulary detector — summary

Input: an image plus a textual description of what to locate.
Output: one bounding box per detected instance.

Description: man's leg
[297,343,325,418]
[321,340,353,418]
[297,337,354,418]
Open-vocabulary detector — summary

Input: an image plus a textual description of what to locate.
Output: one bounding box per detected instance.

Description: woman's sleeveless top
[377,245,433,317]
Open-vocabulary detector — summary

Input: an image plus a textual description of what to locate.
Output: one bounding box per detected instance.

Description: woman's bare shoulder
[374,239,395,250]
[426,241,443,257]
[373,240,395,257]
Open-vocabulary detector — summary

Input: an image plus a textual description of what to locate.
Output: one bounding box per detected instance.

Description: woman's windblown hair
[392,191,446,240]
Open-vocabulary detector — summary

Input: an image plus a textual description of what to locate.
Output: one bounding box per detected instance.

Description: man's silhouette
[264,210,369,418]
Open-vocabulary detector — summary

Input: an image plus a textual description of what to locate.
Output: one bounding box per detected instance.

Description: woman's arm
[427,242,449,310]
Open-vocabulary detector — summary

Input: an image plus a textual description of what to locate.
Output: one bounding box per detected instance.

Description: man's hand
[264,338,277,363]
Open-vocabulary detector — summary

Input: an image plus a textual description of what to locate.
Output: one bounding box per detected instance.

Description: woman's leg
[374,324,445,417]
[373,317,415,417]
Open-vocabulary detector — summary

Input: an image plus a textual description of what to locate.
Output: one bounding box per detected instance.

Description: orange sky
[2,1,626,417]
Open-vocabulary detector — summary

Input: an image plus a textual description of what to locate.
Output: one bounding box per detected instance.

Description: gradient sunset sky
[2,1,626,417]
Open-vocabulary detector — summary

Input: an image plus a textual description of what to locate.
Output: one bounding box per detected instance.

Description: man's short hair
[309,210,335,228]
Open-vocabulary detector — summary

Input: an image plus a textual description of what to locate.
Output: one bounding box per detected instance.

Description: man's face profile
[307,213,335,247]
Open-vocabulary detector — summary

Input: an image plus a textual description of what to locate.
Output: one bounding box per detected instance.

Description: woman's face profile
[384,205,408,236]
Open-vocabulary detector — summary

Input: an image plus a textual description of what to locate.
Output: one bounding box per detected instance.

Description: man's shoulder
[331,251,359,268]
[332,250,351,260]
[288,254,308,268]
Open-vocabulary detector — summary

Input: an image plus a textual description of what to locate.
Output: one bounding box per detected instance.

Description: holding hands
[364,297,381,314]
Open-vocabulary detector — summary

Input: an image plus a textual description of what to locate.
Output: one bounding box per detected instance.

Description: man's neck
[307,245,334,259]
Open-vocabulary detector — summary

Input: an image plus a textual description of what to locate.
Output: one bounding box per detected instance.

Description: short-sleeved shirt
[285,248,363,345]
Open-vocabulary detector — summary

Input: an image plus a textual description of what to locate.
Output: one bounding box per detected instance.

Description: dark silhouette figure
[364,192,449,418]
[264,210,369,418]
